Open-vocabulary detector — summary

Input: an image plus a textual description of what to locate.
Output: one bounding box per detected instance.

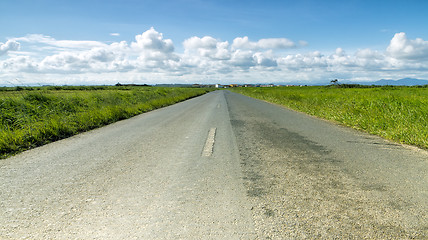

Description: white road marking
[202,128,216,157]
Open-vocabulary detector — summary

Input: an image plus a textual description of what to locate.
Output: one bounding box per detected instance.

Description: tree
[331,79,339,85]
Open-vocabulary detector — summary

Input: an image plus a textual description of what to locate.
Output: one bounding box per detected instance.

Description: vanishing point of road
[1,91,427,239]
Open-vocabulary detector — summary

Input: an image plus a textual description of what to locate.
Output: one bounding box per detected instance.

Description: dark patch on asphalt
[242,170,266,197]
[229,103,343,200]
[260,126,331,156]
[263,207,275,217]
[248,119,343,177]
[226,92,426,239]
[229,119,245,128]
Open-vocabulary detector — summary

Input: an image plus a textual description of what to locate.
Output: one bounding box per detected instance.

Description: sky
[1,0,428,86]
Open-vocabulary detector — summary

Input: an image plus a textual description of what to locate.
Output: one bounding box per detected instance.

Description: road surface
[1,90,427,239]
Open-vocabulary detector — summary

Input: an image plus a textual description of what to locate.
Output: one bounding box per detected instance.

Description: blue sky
[1,0,428,85]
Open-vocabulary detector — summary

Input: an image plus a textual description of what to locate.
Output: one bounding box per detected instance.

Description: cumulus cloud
[229,50,255,68]
[386,32,428,60]
[355,48,383,59]
[0,56,36,72]
[232,36,296,50]
[1,30,310,79]
[183,36,231,60]
[37,45,134,73]
[253,51,278,67]
[278,51,328,70]
[0,40,20,56]
[181,35,284,72]
[2,29,428,85]
[183,36,218,49]
[129,27,180,70]
[131,27,174,52]
[40,52,86,73]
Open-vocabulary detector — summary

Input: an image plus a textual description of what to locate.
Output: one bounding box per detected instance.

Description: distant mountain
[274,78,428,86]
[357,78,428,86]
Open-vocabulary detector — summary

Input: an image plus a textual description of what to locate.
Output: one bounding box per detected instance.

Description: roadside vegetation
[0,86,211,159]
[230,85,428,149]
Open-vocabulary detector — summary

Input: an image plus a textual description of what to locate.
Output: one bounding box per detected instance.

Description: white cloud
[131,27,174,52]
[253,51,278,67]
[129,27,180,70]
[0,40,20,56]
[183,36,218,49]
[40,52,86,73]
[386,32,428,60]
[37,46,132,73]
[13,34,107,50]
[0,56,37,72]
[355,48,383,59]
[232,36,296,50]
[181,36,282,71]
[110,33,120,37]
[278,51,328,70]
[229,50,256,68]
[2,30,428,86]
[183,36,231,61]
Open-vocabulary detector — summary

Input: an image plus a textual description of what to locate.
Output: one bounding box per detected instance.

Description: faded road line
[202,128,216,157]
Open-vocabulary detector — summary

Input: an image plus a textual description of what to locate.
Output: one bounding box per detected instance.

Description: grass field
[0,86,211,159]
[230,85,428,149]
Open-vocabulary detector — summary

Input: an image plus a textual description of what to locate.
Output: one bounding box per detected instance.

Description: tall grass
[231,86,428,149]
[0,86,211,158]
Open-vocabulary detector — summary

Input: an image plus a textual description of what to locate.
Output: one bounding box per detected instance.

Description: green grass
[230,85,428,149]
[0,86,212,158]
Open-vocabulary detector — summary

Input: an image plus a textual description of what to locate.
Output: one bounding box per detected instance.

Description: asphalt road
[1,90,427,239]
